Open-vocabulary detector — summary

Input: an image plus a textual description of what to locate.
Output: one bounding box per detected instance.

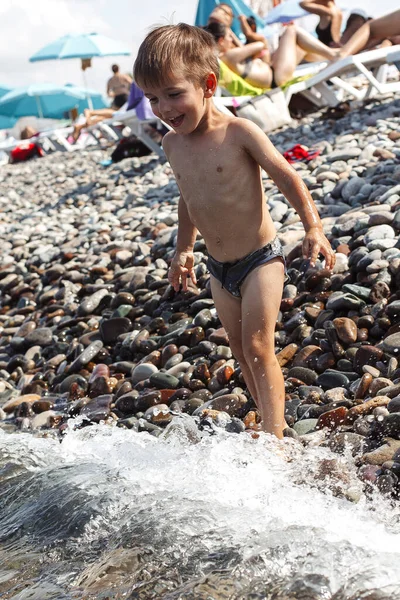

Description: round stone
[316,370,350,390]
[333,317,357,345]
[132,363,159,384]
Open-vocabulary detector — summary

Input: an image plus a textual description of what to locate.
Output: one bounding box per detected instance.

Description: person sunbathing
[337,9,400,59]
[299,1,343,47]
[207,2,243,47]
[71,93,128,143]
[204,21,338,90]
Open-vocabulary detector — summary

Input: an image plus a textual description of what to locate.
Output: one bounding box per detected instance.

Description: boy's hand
[168,251,197,292]
[303,227,336,270]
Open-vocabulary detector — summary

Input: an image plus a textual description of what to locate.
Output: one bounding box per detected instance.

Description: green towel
[218,61,313,96]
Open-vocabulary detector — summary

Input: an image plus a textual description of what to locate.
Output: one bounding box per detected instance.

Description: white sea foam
[1,423,400,598]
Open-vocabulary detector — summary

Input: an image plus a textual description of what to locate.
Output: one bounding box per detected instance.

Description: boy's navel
[176,173,181,180]
[217,166,223,173]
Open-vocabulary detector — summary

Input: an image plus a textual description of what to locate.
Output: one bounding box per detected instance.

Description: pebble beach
[1,94,400,598]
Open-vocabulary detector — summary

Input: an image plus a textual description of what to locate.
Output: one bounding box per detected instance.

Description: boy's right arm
[168,196,198,292]
[163,134,198,292]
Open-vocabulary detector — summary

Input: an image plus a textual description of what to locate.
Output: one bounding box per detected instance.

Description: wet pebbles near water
[1,95,400,500]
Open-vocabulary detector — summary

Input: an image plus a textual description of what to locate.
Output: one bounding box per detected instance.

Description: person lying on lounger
[207,3,243,47]
[71,92,128,142]
[337,9,400,58]
[204,21,338,90]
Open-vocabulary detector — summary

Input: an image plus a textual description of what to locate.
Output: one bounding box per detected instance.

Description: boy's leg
[209,276,259,405]
[240,259,285,439]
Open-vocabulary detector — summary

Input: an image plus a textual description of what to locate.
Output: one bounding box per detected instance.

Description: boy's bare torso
[166,117,276,262]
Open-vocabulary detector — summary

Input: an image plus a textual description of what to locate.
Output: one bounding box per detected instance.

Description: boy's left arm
[239,120,335,270]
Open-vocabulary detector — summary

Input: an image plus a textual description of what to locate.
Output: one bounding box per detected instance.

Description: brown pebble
[346,396,391,423]
[353,345,383,373]
[373,148,396,160]
[243,410,260,429]
[292,345,323,368]
[333,317,358,345]
[335,244,350,256]
[2,394,41,414]
[276,343,298,367]
[362,438,400,465]
[161,344,178,367]
[31,399,54,414]
[316,406,348,431]
[216,365,234,385]
[192,363,211,384]
[369,377,392,397]
[389,131,400,142]
[354,373,373,399]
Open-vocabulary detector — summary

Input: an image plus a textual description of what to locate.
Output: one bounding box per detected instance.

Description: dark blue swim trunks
[207,237,286,298]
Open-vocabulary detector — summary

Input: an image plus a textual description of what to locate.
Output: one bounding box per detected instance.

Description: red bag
[10,142,43,163]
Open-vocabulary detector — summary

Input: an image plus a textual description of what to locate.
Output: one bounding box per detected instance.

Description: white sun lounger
[216,45,400,116]
[86,108,165,157]
[284,45,400,107]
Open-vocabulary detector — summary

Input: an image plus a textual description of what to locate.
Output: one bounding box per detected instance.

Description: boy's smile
[143,74,214,134]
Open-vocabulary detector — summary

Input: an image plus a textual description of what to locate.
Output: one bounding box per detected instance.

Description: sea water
[0,418,400,599]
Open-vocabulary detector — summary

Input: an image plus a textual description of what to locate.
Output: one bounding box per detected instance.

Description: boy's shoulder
[162,129,178,156]
[162,117,265,156]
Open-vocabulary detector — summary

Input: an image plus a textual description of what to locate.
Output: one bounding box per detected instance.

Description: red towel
[11,142,43,163]
[283,144,321,164]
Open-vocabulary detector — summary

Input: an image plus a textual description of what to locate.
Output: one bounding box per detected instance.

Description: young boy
[134,24,335,439]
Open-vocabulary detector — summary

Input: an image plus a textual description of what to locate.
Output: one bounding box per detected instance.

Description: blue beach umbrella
[29,33,131,108]
[64,83,108,112]
[0,86,16,129]
[0,83,86,119]
[195,0,265,39]
[0,85,12,98]
[264,0,308,24]
[29,33,131,62]
[0,115,16,130]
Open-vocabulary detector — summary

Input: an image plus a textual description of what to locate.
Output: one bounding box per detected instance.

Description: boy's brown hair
[133,23,220,89]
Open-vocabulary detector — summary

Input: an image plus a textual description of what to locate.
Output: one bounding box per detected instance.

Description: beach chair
[216,45,400,115]
[284,45,400,107]
[86,108,165,157]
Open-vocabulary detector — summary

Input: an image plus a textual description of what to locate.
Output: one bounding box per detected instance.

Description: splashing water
[0,421,400,599]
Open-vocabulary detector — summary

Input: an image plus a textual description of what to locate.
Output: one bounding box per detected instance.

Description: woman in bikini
[300,1,343,47]
[204,22,339,90]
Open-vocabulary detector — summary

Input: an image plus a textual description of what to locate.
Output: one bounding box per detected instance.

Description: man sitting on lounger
[71,81,154,143]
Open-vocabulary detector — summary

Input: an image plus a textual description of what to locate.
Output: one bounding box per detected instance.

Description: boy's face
[143,73,215,134]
